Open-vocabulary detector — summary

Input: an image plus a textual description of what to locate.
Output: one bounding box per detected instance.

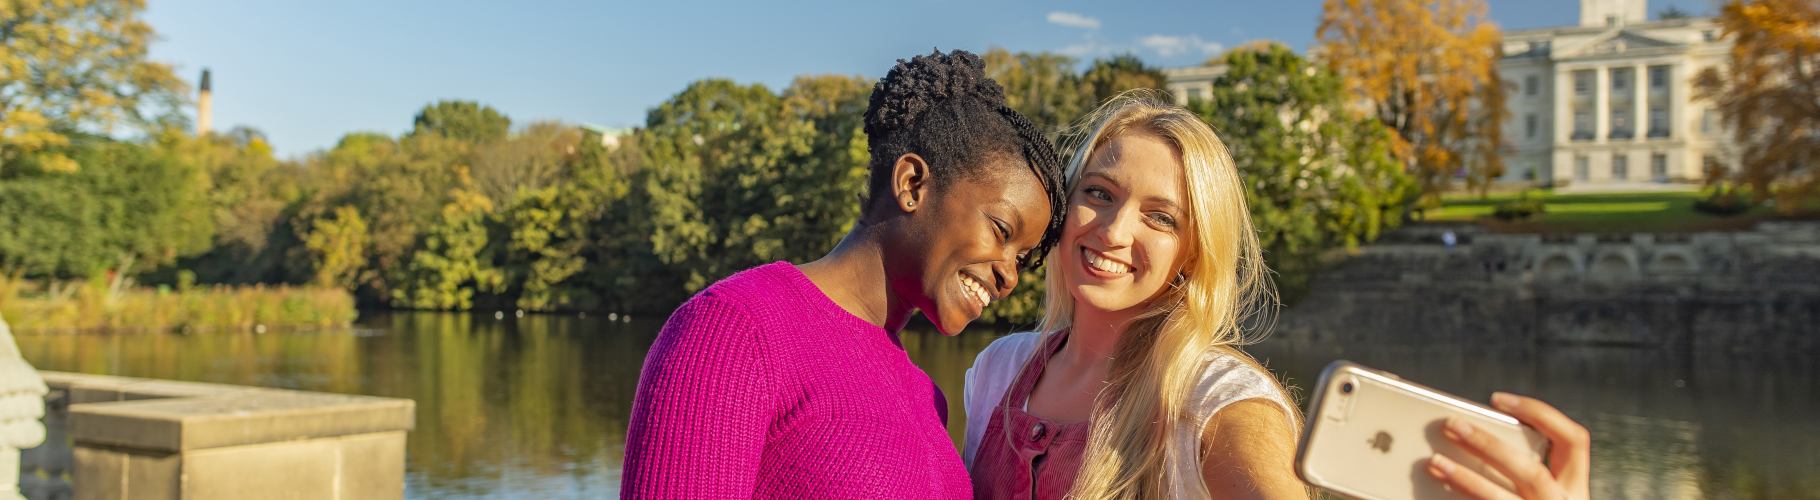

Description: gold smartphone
[1294,361,1550,500]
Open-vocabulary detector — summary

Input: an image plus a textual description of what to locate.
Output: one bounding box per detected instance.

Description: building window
[1528,41,1550,54]
[1703,30,1716,42]
[1524,160,1538,180]
[1652,153,1668,181]
[1611,109,1632,139]
[1703,155,1720,174]
[1574,71,1593,95]
[1649,107,1669,137]
[1574,111,1593,140]
[1650,66,1669,89]
[1606,15,1618,26]
[1611,68,1630,91]
[1187,87,1204,101]
[1613,154,1629,180]
[1525,75,1539,96]
[1575,155,1590,181]
[1526,114,1538,138]
[1702,108,1719,135]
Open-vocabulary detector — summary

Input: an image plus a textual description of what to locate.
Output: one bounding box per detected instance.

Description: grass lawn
[1425,190,1786,233]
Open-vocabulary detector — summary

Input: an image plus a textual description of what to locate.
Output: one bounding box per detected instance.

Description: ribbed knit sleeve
[621,292,775,498]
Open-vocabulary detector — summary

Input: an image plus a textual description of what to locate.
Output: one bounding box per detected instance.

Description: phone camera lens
[1341,382,1354,394]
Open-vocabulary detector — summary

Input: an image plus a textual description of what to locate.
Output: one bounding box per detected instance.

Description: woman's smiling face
[1059,130,1193,314]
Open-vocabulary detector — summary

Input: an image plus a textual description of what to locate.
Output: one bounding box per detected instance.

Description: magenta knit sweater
[621,262,971,498]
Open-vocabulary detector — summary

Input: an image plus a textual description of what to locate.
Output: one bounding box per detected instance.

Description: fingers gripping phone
[1295,361,1550,500]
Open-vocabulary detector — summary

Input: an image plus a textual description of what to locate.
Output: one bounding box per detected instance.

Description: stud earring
[907,201,915,208]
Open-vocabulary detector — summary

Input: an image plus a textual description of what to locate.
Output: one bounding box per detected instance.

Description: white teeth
[960,275,991,308]
[1086,250,1132,274]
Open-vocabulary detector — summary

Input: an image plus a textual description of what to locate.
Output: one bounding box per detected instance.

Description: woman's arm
[1200,399,1310,500]
[621,295,776,499]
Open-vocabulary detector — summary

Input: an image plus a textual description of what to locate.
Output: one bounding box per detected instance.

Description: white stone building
[1498,0,1731,190]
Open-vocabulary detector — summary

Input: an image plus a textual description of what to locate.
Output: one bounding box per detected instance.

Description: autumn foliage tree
[1695,0,1820,212]
[0,0,186,172]
[1317,0,1508,203]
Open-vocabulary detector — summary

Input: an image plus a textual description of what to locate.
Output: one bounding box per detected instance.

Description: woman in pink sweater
[621,49,1068,498]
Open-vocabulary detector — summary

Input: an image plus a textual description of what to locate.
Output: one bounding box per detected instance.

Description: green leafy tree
[304,206,370,289]
[393,186,501,310]
[0,139,214,294]
[0,0,187,172]
[410,101,510,143]
[641,77,873,292]
[1080,54,1169,106]
[157,127,305,284]
[983,48,1087,133]
[1189,42,1414,298]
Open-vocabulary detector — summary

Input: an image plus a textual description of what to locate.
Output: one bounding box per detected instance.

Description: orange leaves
[1317,0,1507,198]
[1700,0,1820,213]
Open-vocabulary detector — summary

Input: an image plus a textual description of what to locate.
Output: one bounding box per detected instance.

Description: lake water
[16,310,1819,499]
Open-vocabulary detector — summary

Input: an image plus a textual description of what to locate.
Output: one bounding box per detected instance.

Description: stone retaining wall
[1275,222,1820,351]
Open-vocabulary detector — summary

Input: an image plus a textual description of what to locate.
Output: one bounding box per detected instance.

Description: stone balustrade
[20,372,413,500]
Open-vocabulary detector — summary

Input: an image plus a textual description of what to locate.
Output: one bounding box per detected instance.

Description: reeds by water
[0,279,357,333]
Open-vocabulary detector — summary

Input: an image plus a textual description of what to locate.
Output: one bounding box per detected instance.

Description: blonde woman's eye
[1150,212,1177,228]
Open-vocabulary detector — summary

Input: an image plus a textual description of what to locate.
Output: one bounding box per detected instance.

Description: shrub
[1694,187,1751,216]
[1493,193,1547,221]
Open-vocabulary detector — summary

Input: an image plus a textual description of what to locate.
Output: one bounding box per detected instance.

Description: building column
[1595,66,1610,144]
[1634,63,1648,141]
[1555,67,1572,144]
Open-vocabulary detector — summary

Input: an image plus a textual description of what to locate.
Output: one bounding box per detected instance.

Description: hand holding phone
[1294,361,1590,500]
[1425,392,1591,500]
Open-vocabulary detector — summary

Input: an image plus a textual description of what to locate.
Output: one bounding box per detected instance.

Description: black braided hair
[863,49,1067,269]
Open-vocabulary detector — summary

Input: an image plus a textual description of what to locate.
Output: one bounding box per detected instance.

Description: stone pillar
[1634,63,1649,141]
[1595,66,1610,144]
[0,315,48,500]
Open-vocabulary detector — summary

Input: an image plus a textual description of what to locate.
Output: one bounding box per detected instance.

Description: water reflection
[15,312,1817,499]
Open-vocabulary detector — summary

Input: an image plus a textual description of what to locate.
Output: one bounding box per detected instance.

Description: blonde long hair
[1033,93,1293,499]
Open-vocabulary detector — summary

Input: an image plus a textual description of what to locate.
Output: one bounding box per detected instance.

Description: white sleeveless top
[962,331,1296,499]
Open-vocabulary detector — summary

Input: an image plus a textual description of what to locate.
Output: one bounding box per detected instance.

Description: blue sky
[145,0,1712,157]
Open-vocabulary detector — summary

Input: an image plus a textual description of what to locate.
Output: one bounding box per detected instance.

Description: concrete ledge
[40,372,414,500]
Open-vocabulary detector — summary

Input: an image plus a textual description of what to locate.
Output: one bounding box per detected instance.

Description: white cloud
[1140,34,1224,57]
[1047,11,1101,30]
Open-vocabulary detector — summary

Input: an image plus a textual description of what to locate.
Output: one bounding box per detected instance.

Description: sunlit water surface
[17,310,1818,499]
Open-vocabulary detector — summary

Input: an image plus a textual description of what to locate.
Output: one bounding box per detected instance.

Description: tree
[640,76,872,293]
[1318,0,1508,201]
[411,101,510,143]
[156,127,305,284]
[1080,54,1169,107]
[1694,0,1820,212]
[0,139,213,293]
[1189,42,1415,298]
[304,206,370,289]
[393,184,500,310]
[0,0,186,172]
[983,48,1087,132]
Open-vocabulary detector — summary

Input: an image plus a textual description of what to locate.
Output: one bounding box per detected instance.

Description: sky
[143,0,1713,157]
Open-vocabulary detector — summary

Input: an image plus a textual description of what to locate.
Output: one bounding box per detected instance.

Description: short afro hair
[863,49,1067,269]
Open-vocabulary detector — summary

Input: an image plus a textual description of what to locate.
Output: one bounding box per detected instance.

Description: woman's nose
[1096,205,1138,247]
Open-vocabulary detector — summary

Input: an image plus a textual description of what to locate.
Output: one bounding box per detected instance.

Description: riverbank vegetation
[0,276,355,332]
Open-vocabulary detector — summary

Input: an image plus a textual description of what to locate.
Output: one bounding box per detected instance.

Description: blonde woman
[962,95,1593,500]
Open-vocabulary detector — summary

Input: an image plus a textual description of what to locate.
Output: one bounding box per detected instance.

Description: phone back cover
[1298,363,1548,500]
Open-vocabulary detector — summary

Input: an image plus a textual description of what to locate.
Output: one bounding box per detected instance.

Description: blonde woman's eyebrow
[1082,170,1124,189]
